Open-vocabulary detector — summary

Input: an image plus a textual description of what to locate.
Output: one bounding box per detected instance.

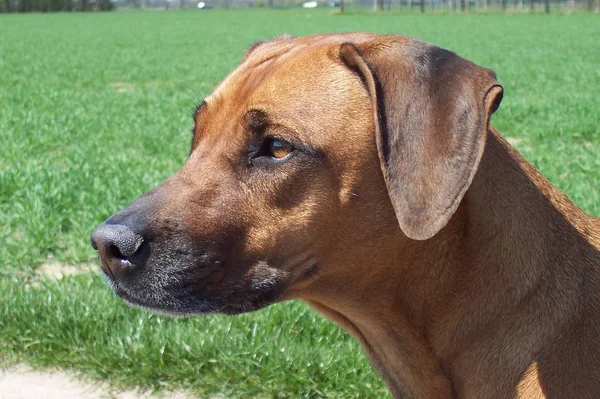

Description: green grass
[0,9,599,398]
[1,275,378,397]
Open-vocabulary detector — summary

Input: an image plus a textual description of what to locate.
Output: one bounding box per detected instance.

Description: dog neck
[299,128,600,398]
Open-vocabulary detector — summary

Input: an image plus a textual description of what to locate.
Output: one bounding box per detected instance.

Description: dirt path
[0,366,194,399]
[2,264,196,399]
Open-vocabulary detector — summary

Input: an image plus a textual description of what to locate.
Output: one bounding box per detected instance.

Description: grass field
[1,9,599,398]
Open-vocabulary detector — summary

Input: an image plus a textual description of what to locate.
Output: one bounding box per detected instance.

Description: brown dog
[91,33,600,398]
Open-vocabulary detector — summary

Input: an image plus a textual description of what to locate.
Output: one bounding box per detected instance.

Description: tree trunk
[544,0,549,13]
[340,0,344,12]
[460,0,465,11]
[420,0,424,12]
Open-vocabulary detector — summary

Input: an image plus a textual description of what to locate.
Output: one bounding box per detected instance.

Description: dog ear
[340,38,503,240]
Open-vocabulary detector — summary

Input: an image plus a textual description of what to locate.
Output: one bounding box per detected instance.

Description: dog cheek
[246,261,290,292]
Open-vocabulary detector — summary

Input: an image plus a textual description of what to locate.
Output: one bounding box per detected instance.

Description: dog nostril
[108,243,127,261]
[91,223,145,265]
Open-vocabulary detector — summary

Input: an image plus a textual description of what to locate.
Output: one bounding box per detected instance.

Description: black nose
[91,224,145,278]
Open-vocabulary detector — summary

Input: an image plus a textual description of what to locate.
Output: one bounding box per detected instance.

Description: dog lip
[98,254,137,281]
[121,297,201,317]
[110,282,147,307]
[112,283,216,316]
[98,257,116,280]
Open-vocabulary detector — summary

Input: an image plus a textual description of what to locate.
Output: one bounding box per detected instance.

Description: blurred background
[2,0,599,15]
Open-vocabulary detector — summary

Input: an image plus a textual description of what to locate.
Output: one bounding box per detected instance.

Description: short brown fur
[93,33,600,398]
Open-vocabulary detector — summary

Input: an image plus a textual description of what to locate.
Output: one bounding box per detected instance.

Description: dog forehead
[197,38,371,143]
[205,33,419,104]
[247,47,350,100]
[206,33,401,101]
[207,38,341,102]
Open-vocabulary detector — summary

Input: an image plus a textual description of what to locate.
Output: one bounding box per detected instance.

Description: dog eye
[267,138,294,159]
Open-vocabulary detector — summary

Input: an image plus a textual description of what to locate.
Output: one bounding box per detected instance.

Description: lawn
[0,9,599,398]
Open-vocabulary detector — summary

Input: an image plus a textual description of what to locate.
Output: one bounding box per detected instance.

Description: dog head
[91,33,502,315]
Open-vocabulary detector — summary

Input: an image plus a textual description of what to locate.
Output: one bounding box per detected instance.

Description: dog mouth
[104,275,219,315]
[101,264,289,316]
[97,248,318,317]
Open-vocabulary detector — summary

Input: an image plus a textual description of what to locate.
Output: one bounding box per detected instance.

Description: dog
[91,33,600,398]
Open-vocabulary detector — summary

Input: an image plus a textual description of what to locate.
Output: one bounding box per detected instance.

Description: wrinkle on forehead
[207,42,297,104]
[205,32,390,107]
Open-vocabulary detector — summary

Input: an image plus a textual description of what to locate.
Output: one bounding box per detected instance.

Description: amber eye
[268,138,294,159]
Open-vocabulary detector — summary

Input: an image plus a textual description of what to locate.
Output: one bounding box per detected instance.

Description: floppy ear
[339,38,503,240]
